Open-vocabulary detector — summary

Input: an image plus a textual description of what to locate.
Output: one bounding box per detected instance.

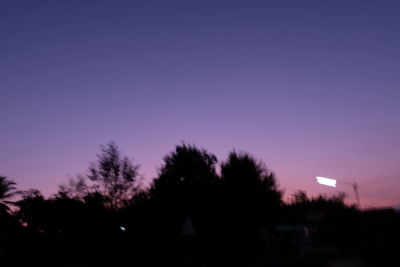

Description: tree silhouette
[149,144,219,266]
[291,190,309,205]
[284,189,361,256]
[59,142,140,209]
[151,143,218,195]
[220,151,283,224]
[58,175,89,200]
[218,152,283,266]
[87,142,140,209]
[16,189,47,231]
[0,176,19,216]
[3,144,392,266]
[287,190,353,223]
[150,144,219,233]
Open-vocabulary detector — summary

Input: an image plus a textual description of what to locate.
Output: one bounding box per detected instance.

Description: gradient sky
[1,0,399,208]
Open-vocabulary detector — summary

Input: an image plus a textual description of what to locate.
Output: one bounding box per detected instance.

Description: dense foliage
[1,143,396,267]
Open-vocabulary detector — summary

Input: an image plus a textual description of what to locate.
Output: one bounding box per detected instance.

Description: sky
[1,0,399,208]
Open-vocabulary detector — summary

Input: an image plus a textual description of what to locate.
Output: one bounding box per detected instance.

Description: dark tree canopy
[3,144,387,267]
[88,142,139,206]
[221,151,282,202]
[149,144,219,239]
[58,175,88,200]
[219,152,283,228]
[290,190,349,208]
[16,189,49,231]
[291,190,309,205]
[59,142,140,209]
[151,143,218,195]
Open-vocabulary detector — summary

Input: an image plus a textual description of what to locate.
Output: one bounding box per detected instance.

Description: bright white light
[316,176,337,187]
[120,226,126,232]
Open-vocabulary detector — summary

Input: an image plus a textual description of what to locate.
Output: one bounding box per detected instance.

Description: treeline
[0,143,367,267]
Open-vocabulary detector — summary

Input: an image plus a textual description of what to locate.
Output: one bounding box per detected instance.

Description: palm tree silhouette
[0,176,19,215]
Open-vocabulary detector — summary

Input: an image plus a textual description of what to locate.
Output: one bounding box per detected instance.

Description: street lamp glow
[316,176,337,187]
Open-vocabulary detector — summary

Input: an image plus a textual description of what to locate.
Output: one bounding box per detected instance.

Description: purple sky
[1,0,399,208]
